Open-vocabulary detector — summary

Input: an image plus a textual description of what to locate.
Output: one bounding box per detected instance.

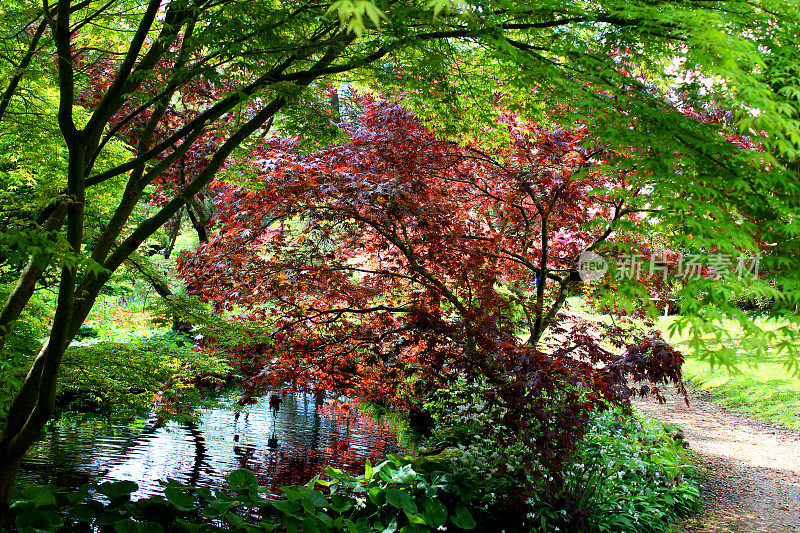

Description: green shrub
[545,408,701,532]
[57,336,230,418]
[73,326,100,341]
[419,380,701,532]
[417,378,536,514]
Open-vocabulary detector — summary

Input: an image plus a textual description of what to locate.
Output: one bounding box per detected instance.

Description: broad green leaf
[164,487,195,510]
[421,497,448,527]
[451,505,476,529]
[228,469,258,491]
[385,489,418,514]
[114,520,164,533]
[96,481,138,501]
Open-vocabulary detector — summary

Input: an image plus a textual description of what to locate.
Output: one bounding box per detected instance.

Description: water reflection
[19,391,402,497]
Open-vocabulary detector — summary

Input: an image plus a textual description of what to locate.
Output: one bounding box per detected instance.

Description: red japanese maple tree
[177,99,685,485]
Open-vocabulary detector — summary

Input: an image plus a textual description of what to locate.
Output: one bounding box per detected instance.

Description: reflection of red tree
[317,400,354,421]
[317,400,394,430]
[241,444,379,497]
[318,400,400,460]
[232,399,403,496]
[250,448,326,497]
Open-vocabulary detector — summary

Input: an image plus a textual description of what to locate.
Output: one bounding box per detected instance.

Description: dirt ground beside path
[632,385,800,533]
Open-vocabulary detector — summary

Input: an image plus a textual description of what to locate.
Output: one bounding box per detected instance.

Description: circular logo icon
[577,251,608,282]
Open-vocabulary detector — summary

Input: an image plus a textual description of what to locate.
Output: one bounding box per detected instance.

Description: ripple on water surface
[19,391,403,497]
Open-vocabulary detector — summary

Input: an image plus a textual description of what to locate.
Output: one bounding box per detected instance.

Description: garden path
[633,385,800,533]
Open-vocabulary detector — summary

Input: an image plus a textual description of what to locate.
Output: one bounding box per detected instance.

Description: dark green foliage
[4,457,494,533]
[419,380,701,532]
[550,410,701,532]
[3,406,701,533]
[73,327,99,341]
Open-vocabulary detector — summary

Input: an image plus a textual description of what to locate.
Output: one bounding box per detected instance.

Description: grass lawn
[561,297,800,432]
[657,316,800,432]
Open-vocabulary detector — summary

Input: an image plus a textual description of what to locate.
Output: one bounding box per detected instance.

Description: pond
[18,390,405,497]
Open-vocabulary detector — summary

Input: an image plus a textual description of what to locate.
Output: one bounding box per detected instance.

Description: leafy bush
[73,326,100,341]
[4,456,495,533]
[419,380,701,532]
[545,408,701,532]
[728,282,775,313]
[57,336,230,418]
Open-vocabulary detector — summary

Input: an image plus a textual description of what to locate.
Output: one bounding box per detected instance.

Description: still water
[18,391,404,497]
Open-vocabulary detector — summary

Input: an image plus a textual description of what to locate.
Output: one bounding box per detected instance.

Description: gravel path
[633,385,800,532]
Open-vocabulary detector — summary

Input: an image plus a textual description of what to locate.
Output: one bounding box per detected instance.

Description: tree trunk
[0,202,67,353]
[531,214,549,345]
[163,208,183,259]
[185,199,209,243]
[330,87,341,123]
[0,0,85,493]
[0,464,13,500]
[0,457,20,518]
[0,6,342,505]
